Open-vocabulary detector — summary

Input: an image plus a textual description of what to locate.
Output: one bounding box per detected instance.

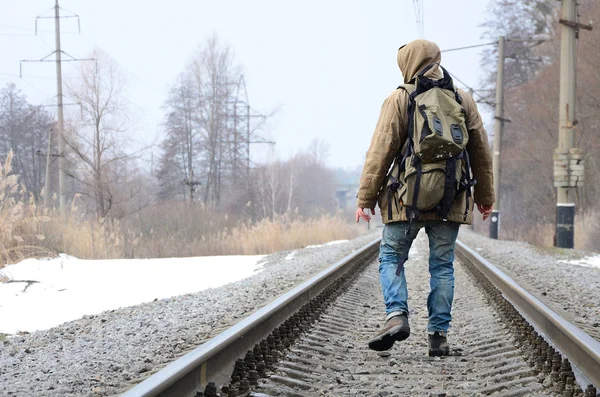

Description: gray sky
[2,0,493,170]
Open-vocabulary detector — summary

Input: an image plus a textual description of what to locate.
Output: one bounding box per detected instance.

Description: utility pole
[54,0,66,217]
[553,0,592,248]
[490,36,505,240]
[224,76,274,201]
[21,1,94,216]
[230,75,274,187]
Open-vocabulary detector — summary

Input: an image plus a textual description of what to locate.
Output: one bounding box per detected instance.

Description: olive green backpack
[386,63,476,224]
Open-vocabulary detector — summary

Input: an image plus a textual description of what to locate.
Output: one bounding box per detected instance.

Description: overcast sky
[2,0,494,170]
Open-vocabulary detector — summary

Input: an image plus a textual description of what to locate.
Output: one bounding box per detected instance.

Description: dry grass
[0,152,53,268]
[230,214,360,255]
[501,213,600,252]
[575,211,600,252]
[127,210,360,257]
[39,199,139,260]
[1,189,360,263]
[475,212,600,252]
[126,201,240,258]
[40,211,359,259]
[517,223,555,247]
[0,154,360,263]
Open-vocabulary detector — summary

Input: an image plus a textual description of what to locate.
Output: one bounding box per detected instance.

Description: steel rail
[121,238,380,397]
[456,240,600,389]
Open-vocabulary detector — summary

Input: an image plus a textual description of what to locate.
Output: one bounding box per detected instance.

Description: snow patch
[305,240,349,249]
[285,252,297,261]
[0,254,266,334]
[254,261,268,271]
[558,255,600,270]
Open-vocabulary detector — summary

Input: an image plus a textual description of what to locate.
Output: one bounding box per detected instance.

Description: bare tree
[66,49,146,218]
[251,139,337,219]
[157,73,197,201]
[479,0,558,105]
[480,0,600,248]
[158,34,259,209]
[190,34,241,205]
[0,83,53,200]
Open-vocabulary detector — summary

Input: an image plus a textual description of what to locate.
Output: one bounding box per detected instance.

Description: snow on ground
[558,255,600,270]
[0,239,352,335]
[305,239,348,249]
[285,240,349,259]
[0,254,266,335]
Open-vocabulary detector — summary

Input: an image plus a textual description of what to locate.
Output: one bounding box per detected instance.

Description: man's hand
[356,208,375,223]
[477,204,493,221]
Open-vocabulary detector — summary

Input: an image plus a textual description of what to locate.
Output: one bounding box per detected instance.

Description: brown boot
[428,331,450,356]
[368,313,410,351]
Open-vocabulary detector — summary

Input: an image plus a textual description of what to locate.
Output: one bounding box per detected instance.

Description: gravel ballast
[256,234,546,396]
[2,226,599,396]
[0,231,379,397]
[458,228,600,340]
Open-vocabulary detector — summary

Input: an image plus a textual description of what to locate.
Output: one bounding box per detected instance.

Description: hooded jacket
[356,40,494,224]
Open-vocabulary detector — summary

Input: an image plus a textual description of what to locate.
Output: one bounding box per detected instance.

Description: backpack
[386,63,476,225]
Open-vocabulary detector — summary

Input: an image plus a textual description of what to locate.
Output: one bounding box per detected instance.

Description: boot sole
[428,348,450,357]
[368,325,410,351]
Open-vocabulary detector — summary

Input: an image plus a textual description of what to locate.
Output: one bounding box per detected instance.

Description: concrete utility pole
[490,36,505,240]
[54,0,67,216]
[21,1,93,214]
[553,0,592,248]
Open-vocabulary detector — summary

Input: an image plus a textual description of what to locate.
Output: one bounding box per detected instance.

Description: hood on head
[397,40,442,84]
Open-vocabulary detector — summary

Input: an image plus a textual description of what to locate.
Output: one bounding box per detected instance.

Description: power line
[0,23,35,31]
[0,30,77,35]
[441,42,496,52]
[442,39,547,54]
[1,72,62,79]
[36,34,56,52]
[0,22,78,34]
[20,77,55,98]
[79,35,165,96]
[446,70,495,107]
[412,0,424,38]
[0,33,36,37]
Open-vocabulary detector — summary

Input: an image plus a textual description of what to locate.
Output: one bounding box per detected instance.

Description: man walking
[356,39,495,356]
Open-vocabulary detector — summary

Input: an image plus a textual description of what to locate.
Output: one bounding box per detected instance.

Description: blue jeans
[378,220,460,333]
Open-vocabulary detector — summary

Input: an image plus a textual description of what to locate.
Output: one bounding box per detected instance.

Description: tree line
[0,34,339,224]
[479,0,600,249]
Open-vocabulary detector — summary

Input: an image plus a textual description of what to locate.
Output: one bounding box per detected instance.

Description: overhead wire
[442,42,497,53]
[412,0,425,38]
[446,71,495,107]
[0,23,35,31]
[18,77,56,100]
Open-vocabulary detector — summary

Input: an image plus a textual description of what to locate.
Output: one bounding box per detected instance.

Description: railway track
[120,235,600,397]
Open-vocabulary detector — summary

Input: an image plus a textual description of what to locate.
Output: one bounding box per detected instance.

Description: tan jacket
[357,40,494,224]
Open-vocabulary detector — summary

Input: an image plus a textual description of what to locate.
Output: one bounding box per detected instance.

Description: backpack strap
[416,63,463,104]
[438,156,458,220]
[457,150,477,221]
[387,175,401,221]
[385,84,417,222]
